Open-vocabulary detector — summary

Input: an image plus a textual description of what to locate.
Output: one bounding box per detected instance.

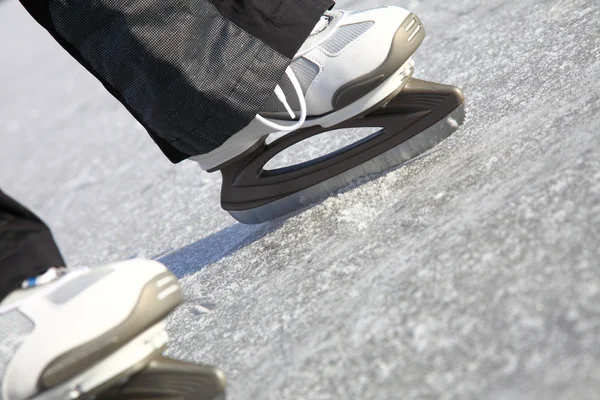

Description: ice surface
[1,0,600,398]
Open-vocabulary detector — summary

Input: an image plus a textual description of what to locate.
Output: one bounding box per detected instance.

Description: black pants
[18,0,333,162]
[2,0,332,300]
[0,192,65,300]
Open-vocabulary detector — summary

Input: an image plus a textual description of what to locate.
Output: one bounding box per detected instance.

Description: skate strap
[21,267,67,289]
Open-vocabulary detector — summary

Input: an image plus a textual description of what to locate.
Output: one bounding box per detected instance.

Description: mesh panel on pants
[48,0,292,157]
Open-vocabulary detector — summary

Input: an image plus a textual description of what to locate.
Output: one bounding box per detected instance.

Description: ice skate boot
[0,260,226,400]
[193,6,425,171]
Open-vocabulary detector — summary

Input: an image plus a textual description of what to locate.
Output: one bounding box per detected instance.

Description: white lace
[255,15,332,133]
[256,67,307,132]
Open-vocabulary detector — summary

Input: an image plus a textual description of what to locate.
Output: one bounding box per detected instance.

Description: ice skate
[0,260,226,400]
[191,6,466,224]
[221,77,465,224]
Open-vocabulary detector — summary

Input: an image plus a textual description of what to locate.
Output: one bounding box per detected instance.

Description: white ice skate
[193,6,466,224]
[0,260,226,400]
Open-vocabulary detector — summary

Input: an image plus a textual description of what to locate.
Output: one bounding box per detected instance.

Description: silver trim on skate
[229,103,466,224]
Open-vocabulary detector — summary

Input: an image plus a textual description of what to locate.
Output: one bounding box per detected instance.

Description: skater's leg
[0,190,64,300]
[17,0,334,162]
[14,1,465,224]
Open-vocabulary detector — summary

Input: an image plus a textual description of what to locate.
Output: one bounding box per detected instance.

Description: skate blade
[229,103,466,224]
[220,77,466,224]
[96,355,227,400]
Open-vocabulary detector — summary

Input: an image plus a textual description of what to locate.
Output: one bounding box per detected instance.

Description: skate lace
[255,15,332,132]
[256,67,307,132]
